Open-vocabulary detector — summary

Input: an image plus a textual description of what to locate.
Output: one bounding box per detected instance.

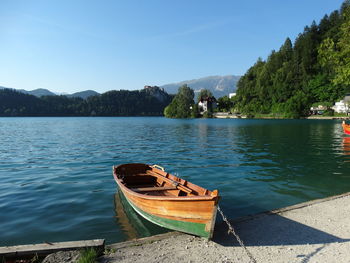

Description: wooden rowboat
[112,163,220,239]
[343,121,350,135]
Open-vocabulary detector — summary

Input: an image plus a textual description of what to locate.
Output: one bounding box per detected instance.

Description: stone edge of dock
[1,191,349,258]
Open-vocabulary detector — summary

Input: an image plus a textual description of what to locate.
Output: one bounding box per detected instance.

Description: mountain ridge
[159,75,240,98]
[0,86,100,99]
[66,90,99,99]
[0,74,241,99]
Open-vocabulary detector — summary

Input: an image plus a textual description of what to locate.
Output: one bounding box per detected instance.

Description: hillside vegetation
[0,87,173,117]
[235,1,350,118]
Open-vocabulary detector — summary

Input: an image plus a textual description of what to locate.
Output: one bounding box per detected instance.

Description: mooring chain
[217,206,257,263]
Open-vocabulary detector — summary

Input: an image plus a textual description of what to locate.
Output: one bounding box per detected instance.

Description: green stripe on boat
[121,191,210,238]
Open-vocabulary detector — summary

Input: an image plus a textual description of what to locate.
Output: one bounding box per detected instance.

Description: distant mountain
[0,74,241,101]
[0,86,56,97]
[0,86,100,99]
[67,90,100,99]
[18,88,56,97]
[160,75,241,98]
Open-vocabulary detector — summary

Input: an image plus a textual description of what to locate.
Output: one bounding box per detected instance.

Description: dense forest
[234,1,350,118]
[0,86,173,117]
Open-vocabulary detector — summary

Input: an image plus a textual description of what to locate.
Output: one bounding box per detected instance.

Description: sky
[0,0,345,94]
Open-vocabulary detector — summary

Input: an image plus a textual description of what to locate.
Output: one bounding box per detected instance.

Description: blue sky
[0,0,345,93]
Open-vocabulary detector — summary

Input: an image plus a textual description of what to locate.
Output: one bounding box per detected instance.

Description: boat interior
[114,163,213,197]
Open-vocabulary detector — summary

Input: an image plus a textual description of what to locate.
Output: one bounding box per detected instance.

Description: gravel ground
[101,193,350,263]
[42,250,80,263]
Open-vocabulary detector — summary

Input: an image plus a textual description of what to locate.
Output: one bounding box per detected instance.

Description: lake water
[1,117,350,246]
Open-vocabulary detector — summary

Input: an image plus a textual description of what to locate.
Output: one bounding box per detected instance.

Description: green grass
[251,113,285,119]
[333,113,349,117]
[104,247,116,255]
[78,248,98,263]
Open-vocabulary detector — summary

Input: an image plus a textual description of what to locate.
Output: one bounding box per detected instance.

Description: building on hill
[198,96,217,113]
[310,105,328,115]
[332,100,349,114]
[229,93,236,99]
[143,85,168,102]
[332,94,350,115]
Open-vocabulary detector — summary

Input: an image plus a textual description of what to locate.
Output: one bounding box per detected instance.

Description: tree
[234,1,348,118]
[283,91,310,118]
[190,104,200,118]
[164,84,195,118]
[0,87,173,117]
[217,96,234,112]
[318,4,350,93]
[279,38,293,62]
[333,6,350,87]
[197,89,213,102]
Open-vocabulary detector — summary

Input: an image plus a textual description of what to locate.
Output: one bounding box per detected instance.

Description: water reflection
[343,137,350,162]
[216,120,350,217]
[113,190,169,240]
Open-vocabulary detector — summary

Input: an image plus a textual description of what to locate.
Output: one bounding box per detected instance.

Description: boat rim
[113,165,219,201]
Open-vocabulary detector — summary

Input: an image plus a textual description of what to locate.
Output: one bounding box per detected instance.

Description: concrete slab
[103,192,350,263]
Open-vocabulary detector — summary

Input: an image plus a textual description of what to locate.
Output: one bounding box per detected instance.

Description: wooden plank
[131,186,178,192]
[123,188,215,222]
[127,184,156,188]
[0,239,105,259]
[146,170,193,194]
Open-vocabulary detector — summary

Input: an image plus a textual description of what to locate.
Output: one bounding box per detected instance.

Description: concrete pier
[103,192,350,263]
[0,239,105,260]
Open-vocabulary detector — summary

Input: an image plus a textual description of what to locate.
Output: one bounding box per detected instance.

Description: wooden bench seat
[130,186,178,193]
[145,170,193,194]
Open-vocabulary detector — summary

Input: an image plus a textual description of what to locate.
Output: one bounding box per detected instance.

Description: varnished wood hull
[113,163,220,239]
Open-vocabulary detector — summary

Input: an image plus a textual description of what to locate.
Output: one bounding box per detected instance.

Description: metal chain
[217,206,257,263]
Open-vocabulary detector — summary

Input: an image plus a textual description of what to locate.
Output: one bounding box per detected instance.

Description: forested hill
[0,86,173,117]
[235,1,350,118]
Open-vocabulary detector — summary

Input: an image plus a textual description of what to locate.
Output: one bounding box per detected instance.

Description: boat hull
[113,163,219,239]
[119,189,217,238]
[343,122,350,135]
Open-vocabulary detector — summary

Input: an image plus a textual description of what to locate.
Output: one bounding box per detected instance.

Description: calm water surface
[1,117,350,245]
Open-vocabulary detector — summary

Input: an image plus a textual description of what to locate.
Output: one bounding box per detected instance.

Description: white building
[198,97,217,113]
[229,93,236,99]
[332,100,349,113]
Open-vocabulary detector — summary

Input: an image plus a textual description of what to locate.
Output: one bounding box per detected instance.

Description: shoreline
[0,115,348,120]
[305,116,350,120]
[102,191,350,263]
[213,112,350,120]
[2,192,350,262]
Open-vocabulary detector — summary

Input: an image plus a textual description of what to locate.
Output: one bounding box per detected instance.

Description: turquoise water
[1,117,350,246]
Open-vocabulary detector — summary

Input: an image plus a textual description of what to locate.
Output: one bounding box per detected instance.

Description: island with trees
[0,86,173,117]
